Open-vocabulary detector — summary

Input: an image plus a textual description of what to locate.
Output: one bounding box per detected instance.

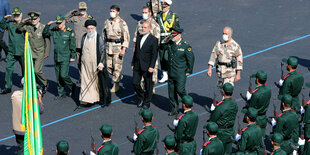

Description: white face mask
[110,12,116,19]
[14,16,21,21]
[32,20,38,25]
[142,13,148,20]
[222,34,229,42]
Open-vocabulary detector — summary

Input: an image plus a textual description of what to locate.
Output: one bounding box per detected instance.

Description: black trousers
[98,69,111,105]
[15,134,24,155]
[0,31,8,58]
[132,69,153,104]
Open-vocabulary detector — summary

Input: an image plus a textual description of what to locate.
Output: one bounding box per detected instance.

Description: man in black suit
[132,21,158,109]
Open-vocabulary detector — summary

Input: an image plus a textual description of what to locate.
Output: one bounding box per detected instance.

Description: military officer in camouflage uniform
[150,0,162,18]
[90,124,119,155]
[173,95,198,154]
[0,7,25,94]
[56,140,70,155]
[243,70,271,137]
[163,28,194,116]
[17,11,51,93]
[43,15,76,99]
[102,5,130,93]
[207,26,243,87]
[163,135,179,155]
[65,1,93,78]
[133,6,160,93]
[235,107,264,154]
[201,122,224,155]
[209,83,238,154]
[132,109,159,155]
[277,56,304,112]
[269,133,287,155]
[156,0,180,83]
[271,94,299,154]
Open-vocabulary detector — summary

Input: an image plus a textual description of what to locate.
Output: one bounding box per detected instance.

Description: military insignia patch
[176,18,179,22]
[81,3,85,6]
[31,13,34,17]
[71,32,75,37]
[188,48,192,52]
[57,16,60,20]
[14,8,18,12]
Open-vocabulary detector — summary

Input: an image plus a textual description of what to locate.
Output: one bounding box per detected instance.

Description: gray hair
[224,26,233,35]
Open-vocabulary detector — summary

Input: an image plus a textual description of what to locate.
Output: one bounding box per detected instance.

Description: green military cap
[171,27,184,35]
[56,140,69,152]
[79,2,87,9]
[241,107,258,118]
[28,11,41,20]
[269,133,283,144]
[278,94,293,106]
[250,70,267,80]
[12,7,22,15]
[203,122,218,133]
[162,135,176,146]
[306,82,310,88]
[99,124,112,134]
[139,109,153,121]
[55,14,65,23]
[219,83,234,93]
[178,95,193,106]
[282,56,298,67]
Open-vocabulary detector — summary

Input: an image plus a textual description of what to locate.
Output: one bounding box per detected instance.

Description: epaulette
[242,126,248,132]
[216,101,224,106]
[203,141,211,147]
[138,129,145,134]
[87,15,94,19]
[178,114,185,120]
[67,27,72,31]
[97,145,104,152]
[278,112,285,117]
[252,88,259,93]
[283,74,290,80]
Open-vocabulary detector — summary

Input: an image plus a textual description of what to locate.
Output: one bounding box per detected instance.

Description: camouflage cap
[79,2,87,9]
[203,122,218,133]
[219,83,234,93]
[282,56,298,67]
[55,14,65,23]
[28,11,41,19]
[178,95,193,106]
[56,140,69,152]
[241,107,258,118]
[278,94,293,106]
[99,124,112,134]
[250,70,267,80]
[269,133,283,144]
[139,109,153,122]
[12,7,22,15]
[162,135,176,147]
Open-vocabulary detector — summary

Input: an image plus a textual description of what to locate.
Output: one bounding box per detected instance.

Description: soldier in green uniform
[269,133,287,155]
[201,122,224,155]
[164,27,194,116]
[17,11,51,93]
[56,140,70,155]
[243,70,271,137]
[163,135,179,155]
[0,7,25,94]
[272,94,299,154]
[43,14,76,99]
[277,56,304,112]
[235,107,264,154]
[302,82,310,153]
[209,83,238,154]
[173,95,198,155]
[156,0,180,83]
[91,124,119,155]
[133,109,159,155]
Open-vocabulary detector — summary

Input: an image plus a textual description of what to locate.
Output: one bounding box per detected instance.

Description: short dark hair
[143,117,152,123]
[224,91,233,96]
[248,115,256,122]
[165,144,175,150]
[102,133,112,138]
[258,78,266,84]
[143,6,151,12]
[208,131,217,136]
[57,152,68,155]
[110,5,120,12]
[291,65,297,69]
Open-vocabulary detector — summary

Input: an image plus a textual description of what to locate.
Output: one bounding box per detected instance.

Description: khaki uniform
[102,16,130,82]
[11,90,24,135]
[208,39,243,86]
[151,0,162,15]
[65,12,93,70]
[17,22,51,86]
[133,18,160,83]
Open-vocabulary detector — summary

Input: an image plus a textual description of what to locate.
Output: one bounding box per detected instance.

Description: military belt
[218,124,234,129]
[106,38,124,44]
[141,150,154,155]
[217,61,232,67]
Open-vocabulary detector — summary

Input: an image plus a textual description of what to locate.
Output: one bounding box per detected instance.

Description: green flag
[21,32,43,155]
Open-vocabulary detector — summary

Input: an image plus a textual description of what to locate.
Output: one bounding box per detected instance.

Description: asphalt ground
[0,0,310,154]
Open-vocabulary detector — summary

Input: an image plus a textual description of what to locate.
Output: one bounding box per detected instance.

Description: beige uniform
[151,0,162,15]
[11,90,24,135]
[133,18,160,83]
[208,39,243,86]
[102,16,130,82]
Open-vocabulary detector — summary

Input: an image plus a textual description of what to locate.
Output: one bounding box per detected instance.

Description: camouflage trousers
[142,59,159,84]
[217,76,235,87]
[106,53,124,83]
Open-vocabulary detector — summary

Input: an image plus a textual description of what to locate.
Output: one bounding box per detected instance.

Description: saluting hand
[47,21,55,26]
[22,17,31,22]
[4,15,12,19]
[70,9,78,14]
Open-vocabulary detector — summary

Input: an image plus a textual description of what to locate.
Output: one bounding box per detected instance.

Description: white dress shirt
[140,33,150,49]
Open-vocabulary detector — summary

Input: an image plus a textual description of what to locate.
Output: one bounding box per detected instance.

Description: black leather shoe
[69,83,76,97]
[54,95,66,100]
[0,88,11,94]
[137,100,144,108]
